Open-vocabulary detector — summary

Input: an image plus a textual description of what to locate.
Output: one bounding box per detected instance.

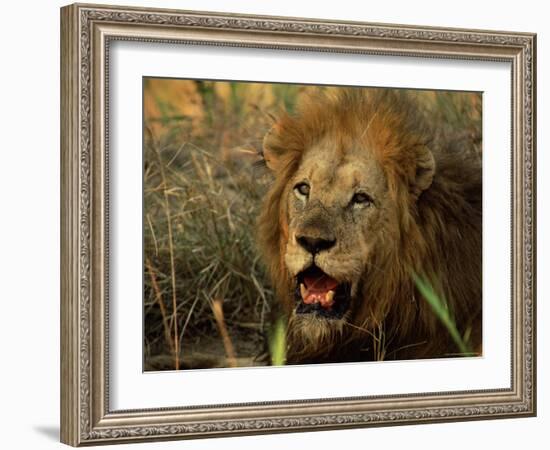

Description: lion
[257,87,482,364]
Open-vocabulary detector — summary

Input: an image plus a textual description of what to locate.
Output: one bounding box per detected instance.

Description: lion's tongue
[304,273,338,292]
[301,273,339,309]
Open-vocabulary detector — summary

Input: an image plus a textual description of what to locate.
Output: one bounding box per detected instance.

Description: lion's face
[283,135,395,330]
[259,88,437,355]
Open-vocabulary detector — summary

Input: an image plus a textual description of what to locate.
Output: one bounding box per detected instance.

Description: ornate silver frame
[60,3,536,446]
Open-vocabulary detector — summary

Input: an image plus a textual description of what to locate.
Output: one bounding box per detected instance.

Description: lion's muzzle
[295,265,352,319]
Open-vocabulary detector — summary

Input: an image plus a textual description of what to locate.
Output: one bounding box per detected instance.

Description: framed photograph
[60,3,536,446]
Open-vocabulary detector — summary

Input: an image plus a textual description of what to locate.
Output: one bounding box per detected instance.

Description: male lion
[257,87,482,364]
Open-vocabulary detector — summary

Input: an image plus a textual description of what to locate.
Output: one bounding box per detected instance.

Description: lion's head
[258,88,481,362]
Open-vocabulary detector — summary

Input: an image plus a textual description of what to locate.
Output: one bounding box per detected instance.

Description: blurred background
[143,78,481,371]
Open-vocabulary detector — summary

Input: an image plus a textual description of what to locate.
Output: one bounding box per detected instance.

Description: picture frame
[60,2,536,446]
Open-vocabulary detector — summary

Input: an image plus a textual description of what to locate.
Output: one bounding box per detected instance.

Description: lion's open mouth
[294,266,351,319]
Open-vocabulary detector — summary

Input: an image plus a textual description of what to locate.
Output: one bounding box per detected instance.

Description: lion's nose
[296,235,336,254]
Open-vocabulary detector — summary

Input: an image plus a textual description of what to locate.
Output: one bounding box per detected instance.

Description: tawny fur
[257,88,482,364]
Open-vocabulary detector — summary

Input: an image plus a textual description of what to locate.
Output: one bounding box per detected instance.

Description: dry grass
[211,298,238,368]
[143,80,290,370]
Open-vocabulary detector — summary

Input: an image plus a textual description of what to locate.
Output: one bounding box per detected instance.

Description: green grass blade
[269,317,287,366]
[412,274,473,356]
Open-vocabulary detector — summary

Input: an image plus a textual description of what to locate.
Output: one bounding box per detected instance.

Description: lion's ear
[262,124,285,172]
[414,146,436,195]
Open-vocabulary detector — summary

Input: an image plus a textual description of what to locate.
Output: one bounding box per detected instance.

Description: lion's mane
[257,88,482,363]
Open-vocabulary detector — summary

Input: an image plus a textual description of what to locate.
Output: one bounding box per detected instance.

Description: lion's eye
[294,182,310,198]
[351,192,373,206]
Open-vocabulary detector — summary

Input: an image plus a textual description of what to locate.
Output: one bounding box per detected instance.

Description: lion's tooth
[300,283,307,300]
[327,290,335,303]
